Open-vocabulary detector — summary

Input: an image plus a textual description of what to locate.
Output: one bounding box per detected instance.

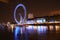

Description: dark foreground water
[0,25,60,40]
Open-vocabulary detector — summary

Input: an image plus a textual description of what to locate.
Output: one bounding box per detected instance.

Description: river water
[0,25,60,40]
[14,25,60,40]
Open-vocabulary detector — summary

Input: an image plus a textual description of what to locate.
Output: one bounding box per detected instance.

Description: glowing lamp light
[26,20,34,24]
[37,20,42,23]
[37,18,46,23]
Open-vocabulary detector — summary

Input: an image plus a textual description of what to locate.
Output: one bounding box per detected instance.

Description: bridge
[12,22,60,27]
[0,22,60,26]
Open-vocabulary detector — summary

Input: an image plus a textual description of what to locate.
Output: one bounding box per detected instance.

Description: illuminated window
[37,18,46,23]
[27,20,34,24]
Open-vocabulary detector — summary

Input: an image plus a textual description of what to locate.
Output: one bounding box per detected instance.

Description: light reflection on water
[37,26,47,34]
[14,26,28,40]
[49,25,54,31]
[14,26,21,40]
[55,25,60,31]
[14,25,60,40]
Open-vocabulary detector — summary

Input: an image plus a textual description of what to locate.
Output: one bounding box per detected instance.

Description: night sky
[0,0,60,23]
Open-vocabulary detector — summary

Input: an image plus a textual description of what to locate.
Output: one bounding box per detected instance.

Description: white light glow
[37,18,46,23]
[37,26,47,33]
[26,26,33,30]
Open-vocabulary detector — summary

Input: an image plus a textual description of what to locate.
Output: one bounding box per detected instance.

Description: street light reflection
[55,25,60,31]
[49,25,54,31]
[37,26,47,34]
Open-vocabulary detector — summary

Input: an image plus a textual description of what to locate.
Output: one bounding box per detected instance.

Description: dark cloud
[0,0,60,22]
[0,0,9,3]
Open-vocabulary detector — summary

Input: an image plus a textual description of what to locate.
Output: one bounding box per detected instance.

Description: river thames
[0,25,60,40]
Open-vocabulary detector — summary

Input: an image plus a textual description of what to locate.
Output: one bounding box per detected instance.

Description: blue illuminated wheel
[14,4,26,24]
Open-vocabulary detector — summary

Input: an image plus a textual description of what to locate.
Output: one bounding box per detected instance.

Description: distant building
[26,13,47,24]
[35,17,46,23]
[26,13,35,24]
[26,18,35,24]
[28,13,34,19]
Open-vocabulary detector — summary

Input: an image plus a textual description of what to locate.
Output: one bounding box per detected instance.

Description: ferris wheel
[14,4,27,24]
